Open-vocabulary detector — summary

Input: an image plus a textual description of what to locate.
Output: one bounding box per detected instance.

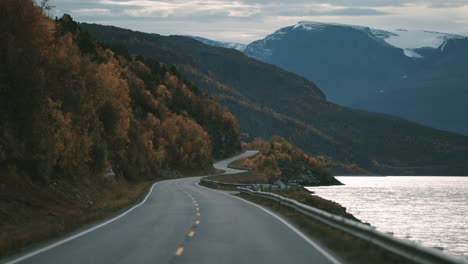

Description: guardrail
[239,187,468,264]
[200,177,302,191]
[200,177,251,188]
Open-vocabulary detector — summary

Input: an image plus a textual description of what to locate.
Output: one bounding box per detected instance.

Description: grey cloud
[327,8,388,16]
[430,2,468,8]
[50,0,468,43]
[245,0,468,7]
[275,7,387,16]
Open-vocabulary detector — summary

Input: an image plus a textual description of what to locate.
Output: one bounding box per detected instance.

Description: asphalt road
[213,150,259,175]
[2,151,340,264]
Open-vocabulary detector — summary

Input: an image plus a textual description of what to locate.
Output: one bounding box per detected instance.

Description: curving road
[213,150,259,175]
[2,151,340,264]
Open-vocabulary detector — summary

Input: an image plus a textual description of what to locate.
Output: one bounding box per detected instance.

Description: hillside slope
[244,21,468,135]
[1,12,241,183]
[188,36,247,51]
[80,23,468,175]
[0,1,240,256]
[245,22,412,105]
[354,38,468,134]
[240,137,342,186]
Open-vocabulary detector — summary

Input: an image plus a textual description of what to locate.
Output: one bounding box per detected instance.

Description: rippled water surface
[308,177,468,258]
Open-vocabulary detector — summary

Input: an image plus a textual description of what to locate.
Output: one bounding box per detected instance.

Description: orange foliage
[0,1,240,183]
[240,136,330,183]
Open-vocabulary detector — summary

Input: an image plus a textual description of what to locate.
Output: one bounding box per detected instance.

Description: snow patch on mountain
[402,49,423,58]
[223,42,248,51]
[201,21,468,60]
[188,36,247,52]
[292,22,468,58]
[371,29,467,58]
[264,27,290,41]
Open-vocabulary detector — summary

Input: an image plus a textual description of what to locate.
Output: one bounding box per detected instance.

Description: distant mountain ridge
[247,21,468,59]
[284,21,468,58]
[188,36,247,51]
[244,21,413,104]
[192,22,468,134]
[239,21,468,135]
[80,22,468,176]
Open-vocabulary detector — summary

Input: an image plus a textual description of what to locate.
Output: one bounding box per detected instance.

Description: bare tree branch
[39,0,55,16]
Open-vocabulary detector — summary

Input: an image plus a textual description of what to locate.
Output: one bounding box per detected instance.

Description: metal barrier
[199,177,251,188]
[239,188,468,264]
[200,177,301,191]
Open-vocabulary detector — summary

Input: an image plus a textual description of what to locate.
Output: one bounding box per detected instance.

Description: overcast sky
[50,0,468,43]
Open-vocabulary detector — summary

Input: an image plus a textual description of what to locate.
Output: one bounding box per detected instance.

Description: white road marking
[197,183,342,264]
[4,181,163,264]
[175,247,185,256]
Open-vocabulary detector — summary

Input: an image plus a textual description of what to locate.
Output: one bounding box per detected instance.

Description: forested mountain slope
[0,1,240,255]
[0,9,240,184]
[81,23,468,175]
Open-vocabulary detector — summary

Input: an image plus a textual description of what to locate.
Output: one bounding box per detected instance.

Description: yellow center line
[188,231,195,237]
[196,207,200,211]
[195,220,200,225]
[175,247,184,256]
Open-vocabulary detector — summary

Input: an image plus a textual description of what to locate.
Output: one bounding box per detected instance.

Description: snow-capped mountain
[242,21,468,135]
[370,28,467,58]
[244,21,412,104]
[188,36,246,52]
[246,21,468,59]
[191,21,468,134]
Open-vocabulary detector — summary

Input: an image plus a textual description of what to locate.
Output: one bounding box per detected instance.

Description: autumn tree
[1,2,241,184]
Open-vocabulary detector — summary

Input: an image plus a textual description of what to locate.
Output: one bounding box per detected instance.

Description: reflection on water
[308,177,468,258]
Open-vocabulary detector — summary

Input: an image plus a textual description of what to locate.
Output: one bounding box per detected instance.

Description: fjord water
[308,177,468,258]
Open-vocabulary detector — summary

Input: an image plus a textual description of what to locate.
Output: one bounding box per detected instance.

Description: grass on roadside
[271,190,360,222]
[0,163,222,259]
[211,170,270,184]
[0,178,153,258]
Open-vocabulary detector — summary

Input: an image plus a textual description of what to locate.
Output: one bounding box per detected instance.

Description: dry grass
[226,159,250,170]
[272,190,360,222]
[239,193,416,264]
[0,178,153,258]
[215,171,268,184]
